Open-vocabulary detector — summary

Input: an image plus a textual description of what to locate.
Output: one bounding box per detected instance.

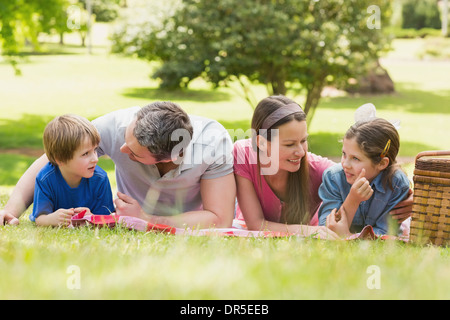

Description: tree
[112,0,392,123]
[0,0,71,73]
[443,0,448,37]
[402,0,441,30]
[78,0,121,22]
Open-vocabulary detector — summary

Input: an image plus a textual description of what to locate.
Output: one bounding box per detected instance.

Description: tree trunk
[80,33,86,47]
[442,0,448,37]
[268,68,287,96]
[304,79,326,126]
[271,78,287,96]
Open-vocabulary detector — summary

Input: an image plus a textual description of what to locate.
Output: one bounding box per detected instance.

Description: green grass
[0,154,38,186]
[1,25,450,300]
[1,214,449,300]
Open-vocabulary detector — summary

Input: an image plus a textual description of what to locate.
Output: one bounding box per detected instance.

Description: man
[0,101,236,228]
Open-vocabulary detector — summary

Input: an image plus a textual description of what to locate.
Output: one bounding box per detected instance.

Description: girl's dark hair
[345,118,401,190]
[251,95,311,225]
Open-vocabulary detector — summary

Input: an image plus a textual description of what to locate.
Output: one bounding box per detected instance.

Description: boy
[30,114,115,226]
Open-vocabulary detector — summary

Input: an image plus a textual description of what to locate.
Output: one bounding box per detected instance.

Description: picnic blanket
[70,212,292,238]
[70,212,409,241]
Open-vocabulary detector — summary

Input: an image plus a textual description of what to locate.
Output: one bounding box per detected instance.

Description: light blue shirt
[318,164,410,235]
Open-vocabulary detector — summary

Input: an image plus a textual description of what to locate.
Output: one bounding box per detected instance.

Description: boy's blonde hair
[43,114,100,166]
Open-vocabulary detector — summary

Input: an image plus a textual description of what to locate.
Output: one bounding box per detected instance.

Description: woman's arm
[236,175,340,239]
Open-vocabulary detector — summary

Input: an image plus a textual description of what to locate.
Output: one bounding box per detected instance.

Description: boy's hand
[74,207,92,216]
[45,208,75,227]
[349,169,373,203]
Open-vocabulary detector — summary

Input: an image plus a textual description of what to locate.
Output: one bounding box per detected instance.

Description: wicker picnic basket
[410,150,450,246]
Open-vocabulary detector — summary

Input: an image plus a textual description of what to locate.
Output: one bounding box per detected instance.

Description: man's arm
[0,154,48,224]
[389,188,413,223]
[115,173,236,229]
[196,173,236,227]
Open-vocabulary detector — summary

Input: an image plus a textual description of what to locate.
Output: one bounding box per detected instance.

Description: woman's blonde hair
[43,114,100,166]
[252,95,311,225]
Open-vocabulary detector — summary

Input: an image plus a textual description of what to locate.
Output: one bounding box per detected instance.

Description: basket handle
[415,150,450,162]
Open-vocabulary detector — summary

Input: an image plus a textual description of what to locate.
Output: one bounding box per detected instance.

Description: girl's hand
[349,169,373,203]
[326,207,351,238]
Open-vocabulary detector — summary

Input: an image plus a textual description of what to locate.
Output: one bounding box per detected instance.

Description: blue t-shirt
[30,162,115,222]
[318,164,410,235]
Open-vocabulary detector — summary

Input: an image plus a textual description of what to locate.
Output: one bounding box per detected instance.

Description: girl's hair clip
[380,139,391,159]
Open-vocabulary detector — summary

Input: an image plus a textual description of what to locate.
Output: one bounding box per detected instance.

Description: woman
[233,95,340,239]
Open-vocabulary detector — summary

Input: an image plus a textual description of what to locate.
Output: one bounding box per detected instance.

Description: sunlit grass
[1,215,449,300]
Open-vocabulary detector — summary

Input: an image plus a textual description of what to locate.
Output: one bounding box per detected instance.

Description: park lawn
[1,27,449,300]
[1,211,450,300]
[0,33,449,157]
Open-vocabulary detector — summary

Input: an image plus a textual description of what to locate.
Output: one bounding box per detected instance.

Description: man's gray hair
[134,101,193,161]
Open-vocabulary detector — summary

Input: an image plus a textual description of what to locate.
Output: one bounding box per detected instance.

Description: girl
[318,118,410,237]
[233,95,340,239]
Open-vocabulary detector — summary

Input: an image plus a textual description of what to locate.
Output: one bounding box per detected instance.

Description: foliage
[0,0,119,69]
[0,0,75,73]
[0,0,70,53]
[111,0,392,121]
[401,0,441,30]
[385,26,442,39]
[78,0,121,22]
